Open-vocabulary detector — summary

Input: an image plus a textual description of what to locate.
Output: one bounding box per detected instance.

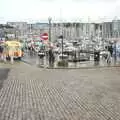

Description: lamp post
[60,23,64,60]
[114,40,117,63]
[48,17,52,43]
[61,34,63,60]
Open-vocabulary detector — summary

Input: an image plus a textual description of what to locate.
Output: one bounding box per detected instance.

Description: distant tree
[0,24,4,28]
[0,24,14,29]
[76,23,80,28]
[58,35,63,39]
[57,23,60,27]
[65,23,71,28]
[5,25,14,29]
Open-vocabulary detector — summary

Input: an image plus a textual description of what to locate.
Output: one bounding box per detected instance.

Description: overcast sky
[0,0,120,23]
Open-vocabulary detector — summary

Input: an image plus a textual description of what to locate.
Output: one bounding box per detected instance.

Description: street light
[48,17,52,43]
[114,40,117,63]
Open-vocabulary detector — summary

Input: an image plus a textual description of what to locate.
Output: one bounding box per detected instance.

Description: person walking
[94,45,100,65]
[48,47,55,67]
[105,46,111,64]
[108,45,113,63]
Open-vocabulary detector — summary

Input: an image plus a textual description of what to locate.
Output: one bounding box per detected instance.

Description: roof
[5,41,21,47]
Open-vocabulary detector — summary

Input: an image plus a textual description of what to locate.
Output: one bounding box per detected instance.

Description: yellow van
[4,41,24,60]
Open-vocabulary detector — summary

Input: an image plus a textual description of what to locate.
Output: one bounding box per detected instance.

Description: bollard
[36,55,40,66]
[3,55,7,63]
[45,54,48,68]
[10,56,14,64]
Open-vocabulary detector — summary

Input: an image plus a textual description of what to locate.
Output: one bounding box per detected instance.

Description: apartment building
[7,22,28,36]
[112,20,120,38]
[5,19,120,43]
[102,22,113,39]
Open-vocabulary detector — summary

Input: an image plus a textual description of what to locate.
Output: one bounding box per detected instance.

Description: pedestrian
[30,46,34,56]
[38,48,45,65]
[108,45,113,57]
[48,47,55,67]
[94,46,100,65]
[112,43,117,62]
[0,45,4,61]
[108,45,113,62]
[105,46,111,64]
[3,45,7,63]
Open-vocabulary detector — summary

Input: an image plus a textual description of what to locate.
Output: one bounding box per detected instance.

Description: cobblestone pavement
[0,63,120,120]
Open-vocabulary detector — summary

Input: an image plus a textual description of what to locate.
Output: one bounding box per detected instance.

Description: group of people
[94,43,119,65]
[38,47,55,67]
[102,44,118,64]
[0,45,14,63]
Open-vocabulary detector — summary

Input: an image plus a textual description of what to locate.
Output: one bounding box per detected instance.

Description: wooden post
[10,56,14,64]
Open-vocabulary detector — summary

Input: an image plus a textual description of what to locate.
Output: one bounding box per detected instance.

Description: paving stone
[0,63,120,120]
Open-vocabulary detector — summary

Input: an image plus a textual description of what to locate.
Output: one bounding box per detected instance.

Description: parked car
[58,54,68,60]
[54,47,61,54]
[68,52,90,62]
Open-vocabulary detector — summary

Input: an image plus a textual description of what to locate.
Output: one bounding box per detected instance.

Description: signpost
[40,33,48,41]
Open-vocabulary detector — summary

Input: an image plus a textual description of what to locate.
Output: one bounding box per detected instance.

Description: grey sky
[0,0,119,23]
